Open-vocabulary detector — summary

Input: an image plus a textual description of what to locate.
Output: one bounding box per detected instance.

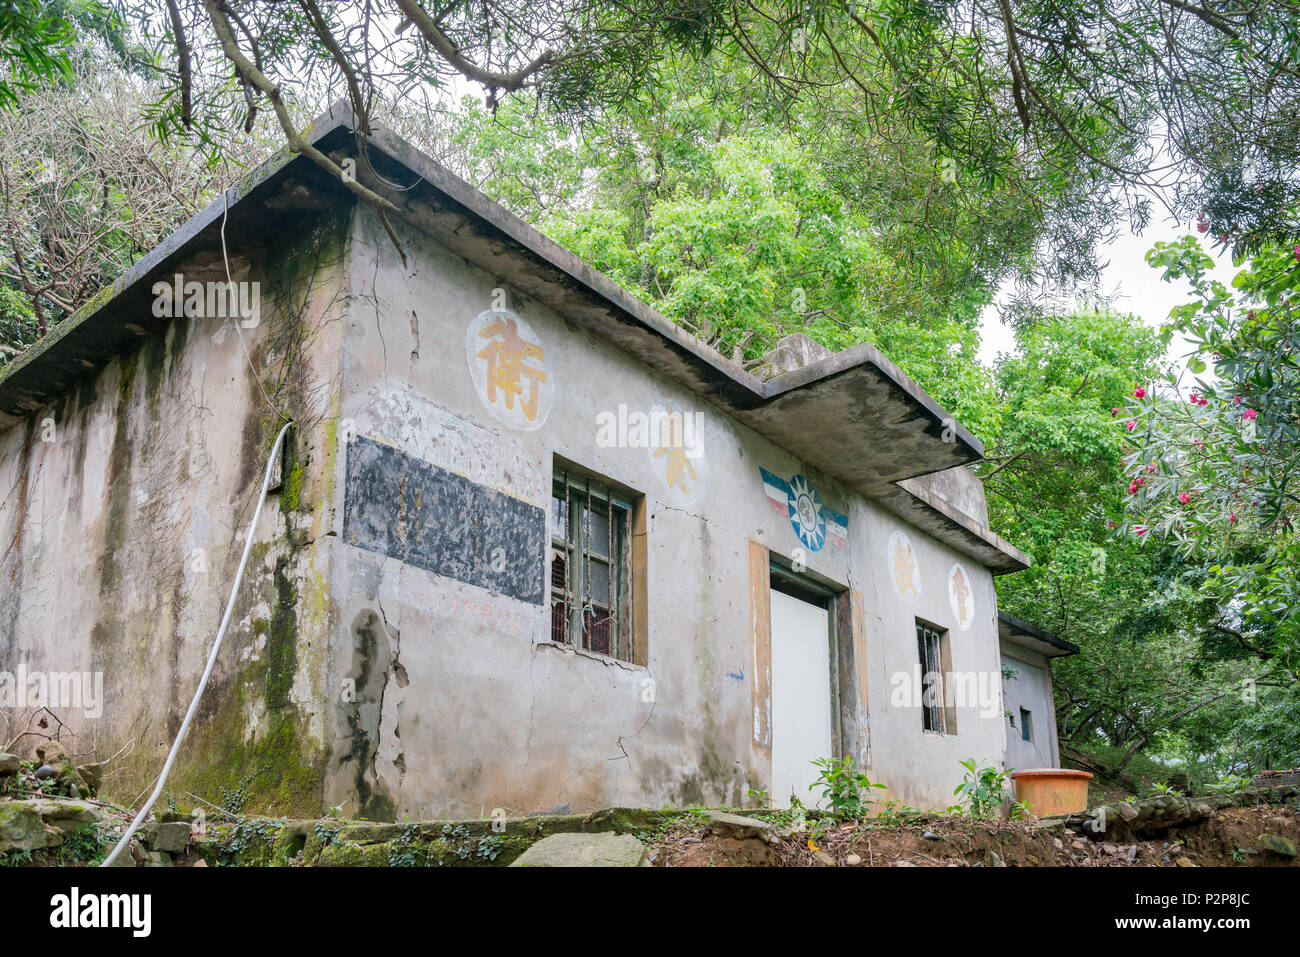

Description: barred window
[917,621,955,734]
[551,468,634,662]
[1019,707,1033,742]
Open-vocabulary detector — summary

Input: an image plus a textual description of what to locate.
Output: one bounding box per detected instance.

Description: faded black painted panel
[343,436,545,604]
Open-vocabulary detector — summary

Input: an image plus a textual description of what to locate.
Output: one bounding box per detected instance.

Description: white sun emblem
[787,474,827,551]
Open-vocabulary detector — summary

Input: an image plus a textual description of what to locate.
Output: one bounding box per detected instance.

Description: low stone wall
[1043,786,1300,838]
[1250,770,1300,789]
[170,807,676,867]
[1,798,684,867]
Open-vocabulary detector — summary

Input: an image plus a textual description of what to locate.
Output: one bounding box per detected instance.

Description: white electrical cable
[102,419,294,867]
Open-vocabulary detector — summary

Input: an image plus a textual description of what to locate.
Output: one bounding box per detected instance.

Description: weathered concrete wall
[897,465,989,528]
[1001,644,1060,771]
[0,208,353,816]
[1,195,1012,822]
[855,503,1007,808]
[320,207,1008,818]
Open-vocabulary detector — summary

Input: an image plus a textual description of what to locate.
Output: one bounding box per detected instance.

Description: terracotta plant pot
[1011,769,1093,817]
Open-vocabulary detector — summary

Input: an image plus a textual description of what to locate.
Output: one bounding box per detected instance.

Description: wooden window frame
[917,620,957,735]
[550,464,643,665]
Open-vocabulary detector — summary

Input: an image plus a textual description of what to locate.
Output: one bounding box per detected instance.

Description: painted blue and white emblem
[760,468,848,551]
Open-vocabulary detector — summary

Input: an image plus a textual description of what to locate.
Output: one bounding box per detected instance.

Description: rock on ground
[24,799,104,831]
[33,742,90,796]
[510,832,648,867]
[0,802,58,853]
[140,821,192,854]
[0,798,105,854]
[701,810,777,843]
[1260,834,1296,857]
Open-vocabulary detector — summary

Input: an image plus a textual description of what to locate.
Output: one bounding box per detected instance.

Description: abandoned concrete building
[999,612,1078,772]
[0,103,1063,821]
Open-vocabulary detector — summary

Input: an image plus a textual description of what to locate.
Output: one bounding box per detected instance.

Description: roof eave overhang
[998,611,1079,658]
[0,101,1030,573]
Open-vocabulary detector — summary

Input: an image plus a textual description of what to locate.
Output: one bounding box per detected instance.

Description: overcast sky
[977,212,1243,368]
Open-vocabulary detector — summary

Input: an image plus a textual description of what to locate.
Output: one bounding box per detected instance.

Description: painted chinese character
[653,404,700,493]
[950,564,971,627]
[891,533,920,599]
[655,443,699,493]
[476,315,547,420]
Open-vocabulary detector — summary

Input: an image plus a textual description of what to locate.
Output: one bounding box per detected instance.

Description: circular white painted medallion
[465,309,554,430]
[948,562,974,631]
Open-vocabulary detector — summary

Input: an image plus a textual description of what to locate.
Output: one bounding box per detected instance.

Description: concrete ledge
[0,101,1001,530]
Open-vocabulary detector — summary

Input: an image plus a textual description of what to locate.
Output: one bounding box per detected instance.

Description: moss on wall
[172,678,326,820]
[86,208,353,816]
[189,807,684,867]
[266,556,298,710]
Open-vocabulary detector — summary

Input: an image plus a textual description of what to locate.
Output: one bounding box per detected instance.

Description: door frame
[747,539,872,803]
[768,555,843,765]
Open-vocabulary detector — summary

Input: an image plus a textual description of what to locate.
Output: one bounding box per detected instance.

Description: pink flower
[1135,526,1148,536]
[1233,396,1242,404]
[1126,420,1137,431]
[1111,408,1119,416]
[1134,387,1147,399]
[1128,481,1139,495]
[1190,392,1199,403]
[1243,408,1258,420]
[1294,244,1300,262]
[1229,513,1238,524]
[1178,492,1191,504]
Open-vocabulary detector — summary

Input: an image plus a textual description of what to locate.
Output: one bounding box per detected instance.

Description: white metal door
[770,588,833,809]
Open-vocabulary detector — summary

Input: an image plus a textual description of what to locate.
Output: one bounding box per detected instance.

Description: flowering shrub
[1118,385,1276,552]
[1120,234,1300,680]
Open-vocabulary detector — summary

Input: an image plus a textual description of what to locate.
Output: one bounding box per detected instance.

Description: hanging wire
[103,420,293,866]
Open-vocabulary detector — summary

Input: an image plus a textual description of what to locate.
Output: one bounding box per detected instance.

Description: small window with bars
[1020,707,1033,742]
[916,621,953,734]
[550,467,634,662]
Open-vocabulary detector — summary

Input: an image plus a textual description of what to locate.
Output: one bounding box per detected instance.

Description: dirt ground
[651,803,1300,867]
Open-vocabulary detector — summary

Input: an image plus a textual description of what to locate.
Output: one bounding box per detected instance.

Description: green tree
[0,1,75,106]
[1122,233,1300,688]
[0,2,129,106]
[975,307,1271,783]
[104,1,1300,294]
[984,308,1164,636]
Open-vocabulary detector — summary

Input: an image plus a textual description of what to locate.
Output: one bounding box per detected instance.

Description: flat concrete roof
[999,611,1079,658]
[0,101,1030,573]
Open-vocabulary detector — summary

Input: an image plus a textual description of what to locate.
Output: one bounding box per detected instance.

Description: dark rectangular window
[917,621,954,734]
[920,621,951,733]
[551,467,634,663]
[1020,707,1033,742]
